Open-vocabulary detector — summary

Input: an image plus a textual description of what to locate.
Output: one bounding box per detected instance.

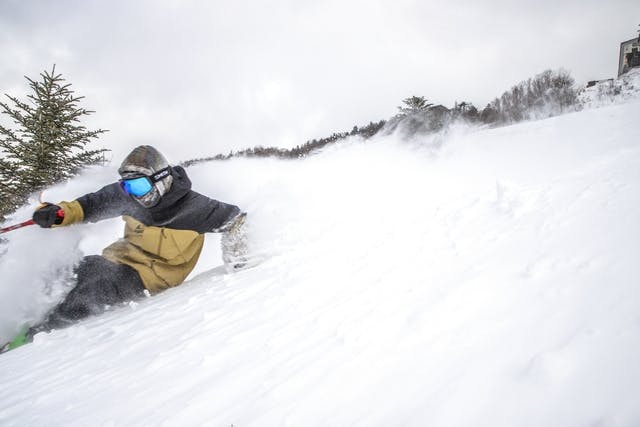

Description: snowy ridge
[579,67,640,109]
[0,100,640,426]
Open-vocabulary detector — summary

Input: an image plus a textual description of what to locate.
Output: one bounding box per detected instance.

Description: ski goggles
[119,167,171,197]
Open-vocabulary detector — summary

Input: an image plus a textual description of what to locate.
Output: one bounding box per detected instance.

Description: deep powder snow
[0,95,639,426]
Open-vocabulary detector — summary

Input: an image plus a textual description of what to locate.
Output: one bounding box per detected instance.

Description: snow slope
[1,98,640,426]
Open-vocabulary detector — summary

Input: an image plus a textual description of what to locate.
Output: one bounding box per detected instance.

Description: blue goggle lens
[120,176,153,197]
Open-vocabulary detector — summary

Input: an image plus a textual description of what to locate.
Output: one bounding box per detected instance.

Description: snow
[1,94,640,425]
[579,67,640,109]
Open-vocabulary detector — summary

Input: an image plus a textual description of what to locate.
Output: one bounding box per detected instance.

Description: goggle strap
[150,167,171,183]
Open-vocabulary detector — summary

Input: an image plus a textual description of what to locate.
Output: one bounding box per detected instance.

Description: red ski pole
[0,219,35,234]
[0,208,64,234]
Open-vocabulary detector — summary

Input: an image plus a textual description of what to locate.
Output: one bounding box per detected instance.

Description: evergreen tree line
[181,120,386,167]
[184,68,580,166]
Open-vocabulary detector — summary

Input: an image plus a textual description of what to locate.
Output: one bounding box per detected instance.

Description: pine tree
[397,96,433,116]
[0,66,108,219]
[392,96,441,136]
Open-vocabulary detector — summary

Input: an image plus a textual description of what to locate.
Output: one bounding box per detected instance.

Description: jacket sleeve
[207,201,243,233]
[181,192,242,234]
[200,196,242,233]
[74,183,135,223]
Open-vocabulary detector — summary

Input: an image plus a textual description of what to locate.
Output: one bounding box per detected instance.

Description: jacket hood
[148,166,192,221]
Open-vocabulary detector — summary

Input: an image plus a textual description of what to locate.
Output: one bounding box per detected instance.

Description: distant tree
[492,69,579,124]
[0,66,108,219]
[548,69,578,111]
[397,96,434,115]
[453,101,479,122]
[480,104,499,124]
[390,96,449,136]
[357,120,386,138]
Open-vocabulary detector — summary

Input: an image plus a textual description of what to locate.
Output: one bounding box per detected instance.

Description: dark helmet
[118,145,173,208]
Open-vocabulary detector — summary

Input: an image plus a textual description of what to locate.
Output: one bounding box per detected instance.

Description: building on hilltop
[618,30,640,76]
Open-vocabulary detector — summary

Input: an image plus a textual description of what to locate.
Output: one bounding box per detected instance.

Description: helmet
[118,145,174,208]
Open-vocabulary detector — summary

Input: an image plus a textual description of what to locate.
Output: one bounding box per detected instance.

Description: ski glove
[33,203,64,228]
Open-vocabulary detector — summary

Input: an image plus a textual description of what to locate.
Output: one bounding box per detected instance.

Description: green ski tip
[2,327,30,353]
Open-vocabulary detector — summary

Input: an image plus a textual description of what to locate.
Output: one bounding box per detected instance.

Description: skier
[2,145,247,351]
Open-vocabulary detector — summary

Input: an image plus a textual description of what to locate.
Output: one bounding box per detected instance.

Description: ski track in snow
[0,98,639,426]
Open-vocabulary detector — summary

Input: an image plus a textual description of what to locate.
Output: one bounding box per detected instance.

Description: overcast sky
[1,0,638,162]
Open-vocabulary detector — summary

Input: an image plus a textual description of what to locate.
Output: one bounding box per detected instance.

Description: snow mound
[579,67,640,108]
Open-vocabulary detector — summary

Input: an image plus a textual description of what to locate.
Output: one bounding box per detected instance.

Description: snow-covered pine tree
[0,66,108,219]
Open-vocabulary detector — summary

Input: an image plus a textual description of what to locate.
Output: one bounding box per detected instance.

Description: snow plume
[0,99,640,426]
[0,166,118,341]
[0,220,82,339]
